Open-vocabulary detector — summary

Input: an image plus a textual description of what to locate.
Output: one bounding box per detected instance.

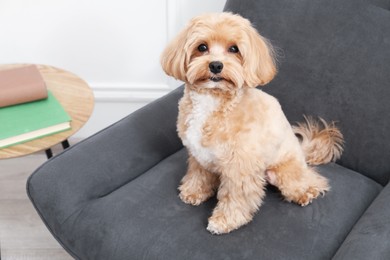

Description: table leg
[62,139,70,149]
[45,139,70,159]
[45,149,53,159]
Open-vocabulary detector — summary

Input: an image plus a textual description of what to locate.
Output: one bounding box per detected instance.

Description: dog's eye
[197,44,208,52]
[228,45,239,53]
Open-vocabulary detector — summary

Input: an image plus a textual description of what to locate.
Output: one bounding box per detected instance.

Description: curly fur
[293,116,344,165]
[161,13,344,235]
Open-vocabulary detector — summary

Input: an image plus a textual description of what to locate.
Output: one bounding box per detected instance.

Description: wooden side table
[0,64,94,159]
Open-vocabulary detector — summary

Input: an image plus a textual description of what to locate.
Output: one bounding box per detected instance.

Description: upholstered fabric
[28,139,382,259]
[28,86,183,227]
[333,182,390,259]
[225,0,390,186]
[370,0,390,9]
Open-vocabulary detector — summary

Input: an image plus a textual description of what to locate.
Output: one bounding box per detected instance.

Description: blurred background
[0,0,226,139]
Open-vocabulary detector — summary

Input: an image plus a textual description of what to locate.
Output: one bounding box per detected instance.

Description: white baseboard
[91,83,173,103]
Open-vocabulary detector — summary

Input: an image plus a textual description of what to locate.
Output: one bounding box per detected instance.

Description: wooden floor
[0,146,73,260]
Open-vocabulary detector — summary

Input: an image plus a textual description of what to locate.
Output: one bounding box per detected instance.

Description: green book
[0,91,71,148]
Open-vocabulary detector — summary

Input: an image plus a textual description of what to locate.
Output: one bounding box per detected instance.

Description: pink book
[0,65,48,108]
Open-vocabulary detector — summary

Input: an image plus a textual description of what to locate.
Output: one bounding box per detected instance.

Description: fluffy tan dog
[161,13,343,235]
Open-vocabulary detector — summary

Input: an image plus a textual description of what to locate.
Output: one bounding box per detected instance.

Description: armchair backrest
[224,0,390,185]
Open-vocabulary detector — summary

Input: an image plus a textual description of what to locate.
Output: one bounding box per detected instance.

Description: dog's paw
[296,186,327,207]
[207,212,250,235]
[179,190,212,206]
[207,214,232,235]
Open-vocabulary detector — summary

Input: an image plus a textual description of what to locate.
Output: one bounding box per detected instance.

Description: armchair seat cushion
[28,147,382,259]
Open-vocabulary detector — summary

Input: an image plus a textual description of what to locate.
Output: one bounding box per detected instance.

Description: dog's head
[161,13,277,91]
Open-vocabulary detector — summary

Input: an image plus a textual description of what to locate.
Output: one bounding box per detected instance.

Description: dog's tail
[293,116,344,165]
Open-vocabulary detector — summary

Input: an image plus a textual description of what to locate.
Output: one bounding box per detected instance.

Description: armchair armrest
[333,181,390,259]
[27,86,184,232]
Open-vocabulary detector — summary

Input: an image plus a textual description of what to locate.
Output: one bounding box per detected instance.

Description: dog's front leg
[178,155,219,206]
[207,164,266,234]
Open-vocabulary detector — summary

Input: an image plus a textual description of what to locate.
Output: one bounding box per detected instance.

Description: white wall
[0,0,226,138]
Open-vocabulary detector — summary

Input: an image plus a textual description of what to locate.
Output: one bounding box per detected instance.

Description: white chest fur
[182,91,220,167]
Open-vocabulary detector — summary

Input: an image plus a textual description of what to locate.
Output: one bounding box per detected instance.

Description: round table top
[0,64,94,159]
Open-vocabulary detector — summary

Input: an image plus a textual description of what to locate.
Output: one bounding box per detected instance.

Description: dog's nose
[209,61,223,74]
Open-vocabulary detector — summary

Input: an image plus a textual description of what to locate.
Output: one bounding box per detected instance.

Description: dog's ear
[241,25,277,87]
[161,23,192,82]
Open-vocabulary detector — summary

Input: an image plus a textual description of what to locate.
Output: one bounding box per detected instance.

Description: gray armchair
[27,0,390,259]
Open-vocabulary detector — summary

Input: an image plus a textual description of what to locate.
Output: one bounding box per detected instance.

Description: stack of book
[0,65,72,148]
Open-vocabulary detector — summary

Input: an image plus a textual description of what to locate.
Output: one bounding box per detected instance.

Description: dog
[161,13,344,235]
